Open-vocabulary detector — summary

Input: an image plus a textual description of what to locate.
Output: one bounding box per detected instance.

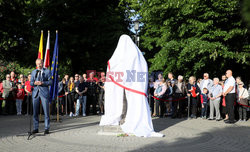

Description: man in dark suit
[30,59,52,135]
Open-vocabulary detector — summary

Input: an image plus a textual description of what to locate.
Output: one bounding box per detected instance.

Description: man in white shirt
[223,70,236,124]
[200,73,213,92]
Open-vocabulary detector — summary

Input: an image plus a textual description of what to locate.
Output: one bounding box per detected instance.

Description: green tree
[121,0,250,80]
[0,0,130,77]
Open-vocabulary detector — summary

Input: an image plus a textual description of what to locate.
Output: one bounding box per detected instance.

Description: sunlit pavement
[0,115,249,152]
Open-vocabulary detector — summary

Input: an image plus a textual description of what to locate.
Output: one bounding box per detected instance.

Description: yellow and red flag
[38,30,43,59]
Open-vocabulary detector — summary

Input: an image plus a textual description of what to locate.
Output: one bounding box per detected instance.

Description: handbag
[239,89,248,106]
[239,98,248,106]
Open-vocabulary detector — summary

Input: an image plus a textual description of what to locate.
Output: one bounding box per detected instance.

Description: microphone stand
[16,94,33,140]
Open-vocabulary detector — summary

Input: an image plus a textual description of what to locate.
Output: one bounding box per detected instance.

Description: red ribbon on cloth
[237,102,250,108]
[107,61,147,97]
[58,95,65,98]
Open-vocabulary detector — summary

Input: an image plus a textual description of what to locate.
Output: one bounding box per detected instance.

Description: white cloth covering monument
[99,34,164,137]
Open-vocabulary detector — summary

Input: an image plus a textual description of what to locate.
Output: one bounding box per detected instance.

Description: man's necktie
[37,70,41,81]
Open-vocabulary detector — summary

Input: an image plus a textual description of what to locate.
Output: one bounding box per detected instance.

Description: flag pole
[56,30,59,122]
[57,97,59,122]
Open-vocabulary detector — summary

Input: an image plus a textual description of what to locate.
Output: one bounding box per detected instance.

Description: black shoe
[208,118,214,120]
[32,129,39,134]
[216,119,222,121]
[44,129,50,135]
[225,120,235,124]
[224,119,230,123]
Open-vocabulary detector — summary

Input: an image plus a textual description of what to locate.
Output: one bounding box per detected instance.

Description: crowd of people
[0,69,250,123]
[0,71,106,117]
[149,70,250,123]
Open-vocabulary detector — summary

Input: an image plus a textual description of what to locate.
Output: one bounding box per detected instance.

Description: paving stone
[0,115,249,152]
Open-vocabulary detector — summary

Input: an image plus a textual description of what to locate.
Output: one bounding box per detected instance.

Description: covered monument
[99,34,163,137]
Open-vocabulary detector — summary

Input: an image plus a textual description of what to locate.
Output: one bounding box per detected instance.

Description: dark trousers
[0,100,2,115]
[225,93,236,122]
[201,103,208,117]
[86,94,97,115]
[191,97,198,116]
[59,96,65,114]
[3,99,15,114]
[26,94,33,115]
[67,94,75,113]
[148,96,154,114]
[155,99,165,117]
[98,92,104,108]
[172,93,185,117]
[239,106,247,120]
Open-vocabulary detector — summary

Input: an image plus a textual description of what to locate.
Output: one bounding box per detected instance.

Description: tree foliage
[121,0,250,79]
[0,0,130,77]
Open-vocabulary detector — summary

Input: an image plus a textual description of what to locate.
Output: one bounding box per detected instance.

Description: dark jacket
[187,83,201,98]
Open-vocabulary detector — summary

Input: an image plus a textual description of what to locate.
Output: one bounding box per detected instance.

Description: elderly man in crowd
[208,78,223,121]
[2,74,15,115]
[223,70,236,124]
[172,75,187,118]
[200,73,213,92]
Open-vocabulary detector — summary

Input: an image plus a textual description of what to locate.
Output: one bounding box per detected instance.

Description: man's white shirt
[223,76,236,93]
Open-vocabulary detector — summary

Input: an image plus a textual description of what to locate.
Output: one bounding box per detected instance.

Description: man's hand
[65,92,68,95]
[187,93,191,97]
[10,87,13,91]
[202,104,204,108]
[211,97,215,100]
[223,92,227,96]
[34,81,42,86]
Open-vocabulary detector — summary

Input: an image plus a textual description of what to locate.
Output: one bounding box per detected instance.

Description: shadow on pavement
[128,126,250,152]
[152,117,186,132]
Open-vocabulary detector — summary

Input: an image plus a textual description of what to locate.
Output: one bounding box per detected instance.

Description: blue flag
[49,31,59,102]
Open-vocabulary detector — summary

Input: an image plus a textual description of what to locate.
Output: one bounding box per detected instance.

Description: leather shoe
[44,129,50,135]
[32,129,39,134]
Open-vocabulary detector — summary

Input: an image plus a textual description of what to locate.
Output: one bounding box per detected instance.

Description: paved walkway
[0,115,249,152]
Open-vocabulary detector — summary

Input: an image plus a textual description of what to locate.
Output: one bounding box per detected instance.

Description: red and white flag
[44,30,50,68]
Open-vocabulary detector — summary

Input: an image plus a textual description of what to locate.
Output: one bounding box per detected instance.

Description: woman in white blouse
[238,82,249,121]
